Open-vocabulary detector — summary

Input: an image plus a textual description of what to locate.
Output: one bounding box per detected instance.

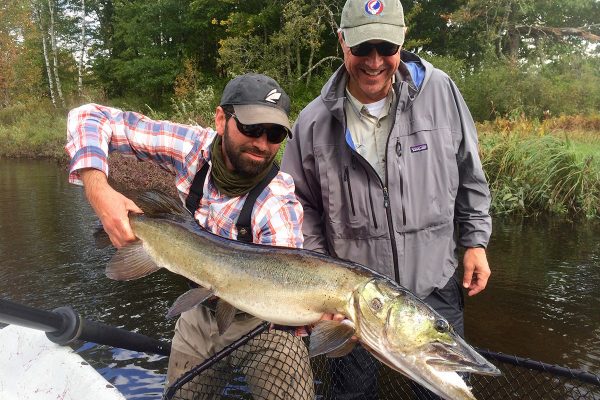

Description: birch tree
[47,0,65,107]
[77,0,86,98]
[31,1,57,107]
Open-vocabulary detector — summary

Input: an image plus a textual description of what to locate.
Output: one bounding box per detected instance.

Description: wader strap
[235,163,279,243]
[184,161,279,243]
[185,162,210,216]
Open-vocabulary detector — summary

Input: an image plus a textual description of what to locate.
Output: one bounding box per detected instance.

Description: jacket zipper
[343,89,402,284]
[382,81,405,285]
[366,173,378,229]
[345,148,400,284]
[343,166,356,216]
[395,138,407,225]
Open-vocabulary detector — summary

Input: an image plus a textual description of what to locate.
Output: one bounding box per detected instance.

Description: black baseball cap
[220,73,292,135]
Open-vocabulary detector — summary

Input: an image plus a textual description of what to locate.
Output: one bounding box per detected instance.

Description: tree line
[1,0,599,121]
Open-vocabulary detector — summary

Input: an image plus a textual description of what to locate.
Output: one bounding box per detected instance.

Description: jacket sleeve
[65,103,211,185]
[281,115,329,255]
[449,81,492,248]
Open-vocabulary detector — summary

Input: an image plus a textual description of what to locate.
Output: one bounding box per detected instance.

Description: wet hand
[462,247,491,297]
[80,169,143,248]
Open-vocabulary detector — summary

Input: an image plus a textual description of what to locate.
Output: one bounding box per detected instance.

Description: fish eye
[434,319,449,333]
[370,298,383,311]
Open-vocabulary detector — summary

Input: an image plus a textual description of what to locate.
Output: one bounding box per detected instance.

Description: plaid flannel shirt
[65,103,304,249]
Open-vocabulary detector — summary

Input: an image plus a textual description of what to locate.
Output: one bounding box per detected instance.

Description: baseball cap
[220,73,292,134]
[340,0,406,47]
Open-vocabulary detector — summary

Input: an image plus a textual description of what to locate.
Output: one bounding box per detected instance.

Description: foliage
[447,0,600,62]
[0,0,44,106]
[2,0,599,115]
[0,100,67,160]
[217,0,339,89]
[455,54,600,121]
[168,86,218,128]
[479,117,600,218]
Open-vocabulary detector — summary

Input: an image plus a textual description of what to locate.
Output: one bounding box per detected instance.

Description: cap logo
[365,0,384,16]
[265,89,282,104]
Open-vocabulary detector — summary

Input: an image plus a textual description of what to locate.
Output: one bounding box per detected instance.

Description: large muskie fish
[103,192,500,400]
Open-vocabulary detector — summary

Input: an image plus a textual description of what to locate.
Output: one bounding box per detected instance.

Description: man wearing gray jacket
[281,0,492,398]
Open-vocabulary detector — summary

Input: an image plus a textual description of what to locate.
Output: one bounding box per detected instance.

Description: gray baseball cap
[340,0,406,47]
[220,73,291,133]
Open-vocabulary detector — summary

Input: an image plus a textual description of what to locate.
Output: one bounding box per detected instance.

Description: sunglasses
[349,42,400,57]
[226,112,289,144]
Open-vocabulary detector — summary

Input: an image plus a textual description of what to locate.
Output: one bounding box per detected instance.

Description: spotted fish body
[105,192,500,400]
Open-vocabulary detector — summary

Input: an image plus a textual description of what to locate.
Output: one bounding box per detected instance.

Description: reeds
[479,118,600,219]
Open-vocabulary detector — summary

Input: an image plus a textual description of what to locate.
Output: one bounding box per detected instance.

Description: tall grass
[0,101,68,161]
[479,119,600,219]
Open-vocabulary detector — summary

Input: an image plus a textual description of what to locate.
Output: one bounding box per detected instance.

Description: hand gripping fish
[103,191,500,400]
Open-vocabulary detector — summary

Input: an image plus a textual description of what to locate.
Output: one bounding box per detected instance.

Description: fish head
[354,278,500,400]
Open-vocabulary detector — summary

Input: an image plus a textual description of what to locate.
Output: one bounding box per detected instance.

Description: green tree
[218,0,342,87]
[449,0,600,63]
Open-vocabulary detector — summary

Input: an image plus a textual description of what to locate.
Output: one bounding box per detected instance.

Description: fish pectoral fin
[325,339,357,358]
[167,288,215,319]
[215,300,238,335]
[309,320,356,358]
[105,242,161,281]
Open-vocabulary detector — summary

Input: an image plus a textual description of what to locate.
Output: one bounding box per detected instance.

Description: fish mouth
[424,336,501,376]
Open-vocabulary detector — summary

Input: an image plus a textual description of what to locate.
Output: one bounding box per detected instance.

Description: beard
[222,125,276,177]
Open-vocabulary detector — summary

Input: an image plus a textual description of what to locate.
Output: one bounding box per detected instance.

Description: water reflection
[0,159,177,400]
[1,159,599,398]
[465,216,600,373]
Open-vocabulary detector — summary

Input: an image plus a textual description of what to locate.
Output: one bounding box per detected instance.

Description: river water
[1,159,599,399]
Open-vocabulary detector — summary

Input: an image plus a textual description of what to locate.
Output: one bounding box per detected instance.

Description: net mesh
[164,326,600,400]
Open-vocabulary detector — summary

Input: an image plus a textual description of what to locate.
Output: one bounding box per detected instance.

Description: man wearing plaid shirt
[66,74,314,399]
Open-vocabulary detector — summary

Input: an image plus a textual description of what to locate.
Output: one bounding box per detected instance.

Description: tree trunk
[295,45,301,79]
[286,44,292,78]
[305,14,322,86]
[77,0,86,98]
[47,0,65,107]
[33,3,57,107]
[506,27,520,61]
[306,43,315,86]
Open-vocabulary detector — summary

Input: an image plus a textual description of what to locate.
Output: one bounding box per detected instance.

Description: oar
[0,298,171,357]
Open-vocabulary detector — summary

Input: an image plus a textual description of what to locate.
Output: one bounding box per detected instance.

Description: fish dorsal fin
[326,339,358,358]
[167,288,215,319]
[309,320,356,358]
[215,300,238,335]
[106,241,161,281]
[135,190,189,218]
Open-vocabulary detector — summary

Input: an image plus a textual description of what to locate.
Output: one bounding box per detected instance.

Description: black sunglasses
[350,42,400,57]
[225,112,289,144]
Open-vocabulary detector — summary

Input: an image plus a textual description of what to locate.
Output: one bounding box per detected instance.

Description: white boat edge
[0,324,127,400]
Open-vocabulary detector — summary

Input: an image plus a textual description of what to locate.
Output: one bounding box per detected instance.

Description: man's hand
[462,247,491,297]
[317,313,358,342]
[80,168,143,248]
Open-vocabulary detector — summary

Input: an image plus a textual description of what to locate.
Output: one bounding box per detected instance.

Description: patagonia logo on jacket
[410,144,428,153]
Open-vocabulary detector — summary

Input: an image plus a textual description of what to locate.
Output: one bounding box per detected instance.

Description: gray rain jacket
[281,51,492,299]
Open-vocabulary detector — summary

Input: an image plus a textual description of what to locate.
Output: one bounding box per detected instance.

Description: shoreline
[0,151,179,199]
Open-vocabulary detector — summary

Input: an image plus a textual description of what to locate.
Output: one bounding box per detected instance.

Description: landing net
[163,324,600,400]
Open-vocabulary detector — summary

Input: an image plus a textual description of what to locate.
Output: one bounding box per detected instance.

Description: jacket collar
[321,50,430,123]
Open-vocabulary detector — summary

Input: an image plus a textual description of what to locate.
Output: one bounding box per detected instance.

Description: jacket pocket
[392,126,458,232]
[315,145,384,239]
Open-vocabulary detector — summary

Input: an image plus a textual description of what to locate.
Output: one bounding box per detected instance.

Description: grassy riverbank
[0,102,68,161]
[1,102,599,218]
[479,116,600,218]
